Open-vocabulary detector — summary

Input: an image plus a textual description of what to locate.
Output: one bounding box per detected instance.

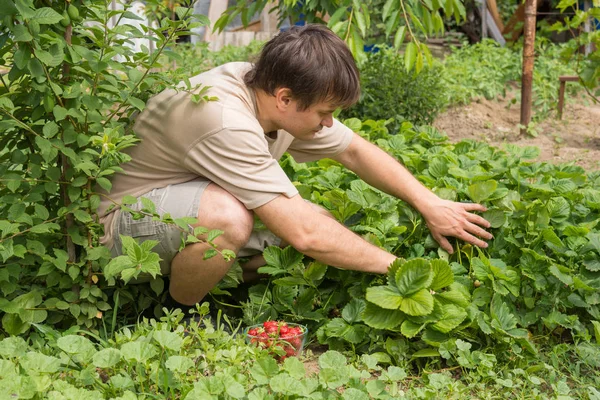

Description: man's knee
[196,184,254,249]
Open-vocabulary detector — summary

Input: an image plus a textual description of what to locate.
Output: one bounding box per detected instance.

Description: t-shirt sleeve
[286,118,354,163]
[183,128,299,209]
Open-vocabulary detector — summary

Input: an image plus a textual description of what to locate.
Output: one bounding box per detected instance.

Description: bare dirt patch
[433,93,600,171]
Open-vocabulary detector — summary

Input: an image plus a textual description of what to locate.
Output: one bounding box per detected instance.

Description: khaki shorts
[110,179,281,278]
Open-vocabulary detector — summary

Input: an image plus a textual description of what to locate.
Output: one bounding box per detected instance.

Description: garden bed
[435,92,600,171]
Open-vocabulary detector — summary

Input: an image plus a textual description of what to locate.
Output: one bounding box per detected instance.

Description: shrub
[339,47,447,130]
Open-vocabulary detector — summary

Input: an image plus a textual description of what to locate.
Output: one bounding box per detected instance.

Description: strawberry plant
[235,117,600,363]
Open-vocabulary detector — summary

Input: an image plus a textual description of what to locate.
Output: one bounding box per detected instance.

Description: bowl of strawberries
[246,320,307,361]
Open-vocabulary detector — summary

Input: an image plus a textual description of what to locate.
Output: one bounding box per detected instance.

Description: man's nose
[321,114,333,128]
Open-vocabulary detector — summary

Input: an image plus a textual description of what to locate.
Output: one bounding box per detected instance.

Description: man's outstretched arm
[254,194,396,274]
[332,133,493,254]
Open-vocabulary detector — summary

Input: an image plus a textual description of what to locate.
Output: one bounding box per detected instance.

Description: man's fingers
[461,202,487,213]
[465,212,491,229]
[465,223,494,241]
[433,234,453,254]
[459,231,489,249]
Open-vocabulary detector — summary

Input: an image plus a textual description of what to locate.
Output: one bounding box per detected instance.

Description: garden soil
[433,93,600,171]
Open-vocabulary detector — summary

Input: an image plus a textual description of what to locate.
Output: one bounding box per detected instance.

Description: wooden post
[481,0,488,39]
[520,0,537,135]
[583,0,592,56]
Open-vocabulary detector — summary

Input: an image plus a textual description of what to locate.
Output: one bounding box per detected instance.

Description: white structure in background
[108,0,156,59]
[106,0,281,54]
[192,0,281,50]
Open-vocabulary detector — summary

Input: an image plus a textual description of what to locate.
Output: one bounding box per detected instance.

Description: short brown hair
[244,24,360,111]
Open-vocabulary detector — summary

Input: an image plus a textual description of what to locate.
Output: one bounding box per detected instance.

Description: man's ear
[274,88,293,110]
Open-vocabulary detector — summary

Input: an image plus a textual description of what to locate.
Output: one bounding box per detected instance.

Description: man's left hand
[421,199,493,254]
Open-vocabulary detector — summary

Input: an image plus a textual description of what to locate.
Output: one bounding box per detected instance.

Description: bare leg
[240,203,335,282]
[169,184,254,306]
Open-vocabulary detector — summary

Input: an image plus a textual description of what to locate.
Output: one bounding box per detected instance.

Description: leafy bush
[0,0,219,334]
[339,47,447,129]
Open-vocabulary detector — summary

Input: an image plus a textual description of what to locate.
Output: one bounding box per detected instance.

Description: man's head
[244,24,360,112]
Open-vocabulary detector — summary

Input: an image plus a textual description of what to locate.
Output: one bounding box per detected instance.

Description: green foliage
[442,39,581,119]
[340,46,446,128]
[163,40,265,77]
[239,117,600,364]
[0,0,215,333]
[550,0,600,98]
[213,0,465,70]
[1,311,599,398]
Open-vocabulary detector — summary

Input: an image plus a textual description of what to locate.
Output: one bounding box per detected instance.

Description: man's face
[280,100,337,140]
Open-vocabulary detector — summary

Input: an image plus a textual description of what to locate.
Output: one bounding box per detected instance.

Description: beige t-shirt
[99,62,354,247]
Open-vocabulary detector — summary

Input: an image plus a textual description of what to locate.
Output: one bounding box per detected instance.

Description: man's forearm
[255,194,395,274]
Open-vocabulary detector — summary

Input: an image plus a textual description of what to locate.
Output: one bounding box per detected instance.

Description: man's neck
[254,89,280,134]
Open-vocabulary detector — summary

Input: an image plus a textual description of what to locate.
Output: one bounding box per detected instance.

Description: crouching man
[98,24,492,313]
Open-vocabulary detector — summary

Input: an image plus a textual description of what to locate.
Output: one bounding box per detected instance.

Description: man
[98,24,492,312]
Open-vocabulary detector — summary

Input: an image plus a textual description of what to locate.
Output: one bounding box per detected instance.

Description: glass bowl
[245,321,308,361]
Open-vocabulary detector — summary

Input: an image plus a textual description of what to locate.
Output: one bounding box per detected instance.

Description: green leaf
[304,261,327,281]
[263,246,304,271]
[467,180,498,203]
[57,335,96,363]
[547,197,570,223]
[319,350,347,369]
[354,9,367,37]
[342,298,366,323]
[2,313,29,335]
[549,264,573,286]
[150,277,164,295]
[153,330,183,351]
[283,357,306,379]
[382,0,396,21]
[490,295,517,332]
[42,121,59,138]
[431,304,467,333]
[104,256,134,280]
[324,318,366,344]
[52,105,68,121]
[366,286,404,310]
[482,209,506,229]
[400,289,434,316]
[21,352,61,373]
[250,357,279,385]
[400,319,425,337]
[404,42,417,71]
[395,258,433,296]
[327,7,348,28]
[32,7,63,24]
[0,336,28,358]
[430,259,453,291]
[92,348,122,368]
[592,321,600,344]
[394,26,406,49]
[120,341,158,363]
[11,25,33,42]
[411,348,440,358]
[127,97,146,111]
[166,355,194,373]
[361,301,405,329]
